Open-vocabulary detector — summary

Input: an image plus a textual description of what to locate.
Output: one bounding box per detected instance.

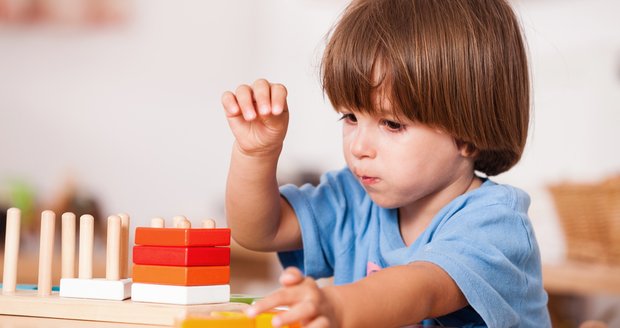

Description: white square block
[60,278,132,300]
[131,283,230,305]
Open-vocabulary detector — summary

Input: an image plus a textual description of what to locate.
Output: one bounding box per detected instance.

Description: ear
[455,139,479,158]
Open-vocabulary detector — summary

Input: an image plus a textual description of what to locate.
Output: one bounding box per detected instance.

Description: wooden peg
[118,213,130,279]
[78,215,95,279]
[106,215,121,280]
[38,210,56,296]
[202,219,216,229]
[61,212,76,279]
[2,208,21,294]
[178,219,191,229]
[173,216,187,228]
[150,217,165,228]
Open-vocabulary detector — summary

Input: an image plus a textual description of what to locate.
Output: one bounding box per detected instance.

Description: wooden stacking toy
[1,208,246,325]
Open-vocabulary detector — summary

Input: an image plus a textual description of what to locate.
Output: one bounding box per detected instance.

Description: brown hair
[321,0,530,176]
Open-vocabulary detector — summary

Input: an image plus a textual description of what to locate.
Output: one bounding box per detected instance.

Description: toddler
[221,0,551,326]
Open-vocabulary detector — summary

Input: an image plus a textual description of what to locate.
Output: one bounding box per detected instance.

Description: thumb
[279,267,304,287]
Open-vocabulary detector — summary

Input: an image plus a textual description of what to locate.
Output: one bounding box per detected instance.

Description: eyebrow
[377,106,399,118]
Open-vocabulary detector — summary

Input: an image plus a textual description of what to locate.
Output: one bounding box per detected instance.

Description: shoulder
[443,179,531,227]
[436,179,536,255]
[420,181,548,326]
[463,179,530,212]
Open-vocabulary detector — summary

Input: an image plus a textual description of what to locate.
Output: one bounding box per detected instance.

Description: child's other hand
[221,79,289,157]
[246,267,341,328]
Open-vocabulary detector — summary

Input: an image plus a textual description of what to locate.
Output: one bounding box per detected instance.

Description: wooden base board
[0,290,248,326]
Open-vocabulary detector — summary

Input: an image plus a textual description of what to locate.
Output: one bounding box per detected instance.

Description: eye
[339,113,357,123]
[382,119,404,131]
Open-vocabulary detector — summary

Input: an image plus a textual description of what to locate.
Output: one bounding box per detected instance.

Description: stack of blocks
[131,217,232,305]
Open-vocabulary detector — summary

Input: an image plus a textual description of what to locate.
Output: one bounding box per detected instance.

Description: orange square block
[132,264,230,286]
[134,227,231,247]
[133,245,230,266]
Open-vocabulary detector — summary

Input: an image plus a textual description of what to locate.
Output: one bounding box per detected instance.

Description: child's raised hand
[246,267,341,328]
[221,79,289,157]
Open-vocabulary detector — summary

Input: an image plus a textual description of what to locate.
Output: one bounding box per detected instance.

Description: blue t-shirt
[278,168,551,327]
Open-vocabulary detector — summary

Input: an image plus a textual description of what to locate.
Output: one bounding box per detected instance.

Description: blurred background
[0,0,619,326]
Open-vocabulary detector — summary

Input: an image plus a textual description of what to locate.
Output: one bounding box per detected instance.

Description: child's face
[340,106,474,210]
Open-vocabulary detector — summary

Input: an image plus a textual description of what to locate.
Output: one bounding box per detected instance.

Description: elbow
[231,233,275,252]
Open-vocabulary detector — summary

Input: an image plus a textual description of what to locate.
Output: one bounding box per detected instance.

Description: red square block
[134,227,230,247]
[132,264,230,286]
[133,245,230,266]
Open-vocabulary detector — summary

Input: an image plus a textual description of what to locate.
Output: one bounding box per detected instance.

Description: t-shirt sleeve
[410,203,543,327]
[277,170,360,279]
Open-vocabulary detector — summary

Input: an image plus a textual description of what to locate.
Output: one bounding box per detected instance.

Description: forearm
[326,262,467,327]
[226,142,283,251]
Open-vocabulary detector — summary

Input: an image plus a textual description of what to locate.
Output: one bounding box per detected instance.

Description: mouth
[351,167,380,185]
[358,175,379,185]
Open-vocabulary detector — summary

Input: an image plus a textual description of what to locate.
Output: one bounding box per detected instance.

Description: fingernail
[272,316,282,327]
[273,106,282,115]
[245,307,257,318]
[259,106,270,115]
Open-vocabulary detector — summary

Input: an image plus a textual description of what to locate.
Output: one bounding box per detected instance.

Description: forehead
[337,87,399,115]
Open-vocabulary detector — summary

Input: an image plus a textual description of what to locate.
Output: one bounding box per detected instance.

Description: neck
[398,173,482,246]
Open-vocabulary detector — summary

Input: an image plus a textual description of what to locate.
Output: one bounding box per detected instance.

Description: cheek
[342,124,354,140]
[341,126,354,152]
[386,136,460,175]
[414,130,459,158]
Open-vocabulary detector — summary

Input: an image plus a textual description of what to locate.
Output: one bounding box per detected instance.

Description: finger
[303,316,330,328]
[273,301,319,327]
[279,267,304,287]
[270,83,288,115]
[221,91,241,117]
[252,79,272,116]
[245,288,297,318]
[235,84,257,121]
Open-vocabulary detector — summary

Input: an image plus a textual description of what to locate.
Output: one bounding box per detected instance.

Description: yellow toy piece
[255,311,301,328]
[211,311,249,318]
[178,311,301,328]
[180,312,253,328]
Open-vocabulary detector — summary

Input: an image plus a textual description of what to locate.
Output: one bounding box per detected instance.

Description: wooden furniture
[543,261,620,296]
[544,261,619,327]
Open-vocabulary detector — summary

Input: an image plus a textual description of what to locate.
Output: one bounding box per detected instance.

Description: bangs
[320,3,406,120]
[320,0,422,123]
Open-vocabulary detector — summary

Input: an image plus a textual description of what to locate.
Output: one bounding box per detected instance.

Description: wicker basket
[549,176,620,265]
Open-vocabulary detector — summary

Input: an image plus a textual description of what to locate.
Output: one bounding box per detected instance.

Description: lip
[358,175,379,185]
[351,167,380,185]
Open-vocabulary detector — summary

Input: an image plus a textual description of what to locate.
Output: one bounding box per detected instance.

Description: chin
[367,194,401,209]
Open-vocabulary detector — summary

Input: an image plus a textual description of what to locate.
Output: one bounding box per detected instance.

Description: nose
[349,126,376,159]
